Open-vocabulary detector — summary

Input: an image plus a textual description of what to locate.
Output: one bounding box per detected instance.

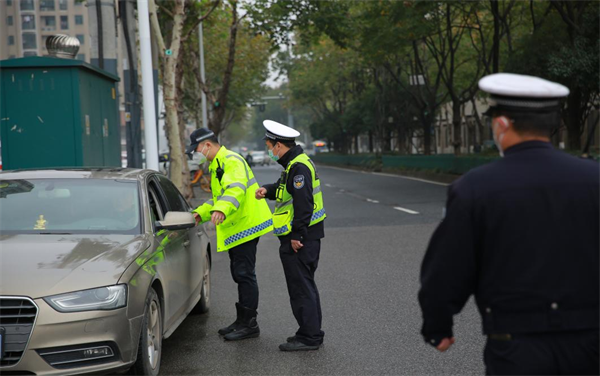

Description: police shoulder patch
[293,175,305,189]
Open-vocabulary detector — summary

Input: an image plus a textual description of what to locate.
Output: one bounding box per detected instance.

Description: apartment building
[0,0,91,61]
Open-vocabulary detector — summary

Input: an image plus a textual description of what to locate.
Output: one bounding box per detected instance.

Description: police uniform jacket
[419,141,599,344]
[263,145,325,242]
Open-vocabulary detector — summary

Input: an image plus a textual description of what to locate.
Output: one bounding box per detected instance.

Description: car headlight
[44,285,127,312]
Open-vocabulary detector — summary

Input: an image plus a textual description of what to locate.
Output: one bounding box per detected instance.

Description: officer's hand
[291,240,303,252]
[436,337,455,352]
[211,211,225,226]
[193,213,201,225]
[255,187,267,199]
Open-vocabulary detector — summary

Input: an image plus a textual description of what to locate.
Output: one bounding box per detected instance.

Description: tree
[148,0,219,195]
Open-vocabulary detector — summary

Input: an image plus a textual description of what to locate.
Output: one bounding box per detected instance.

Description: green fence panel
[312,154,378,168]
[383,155,498,174]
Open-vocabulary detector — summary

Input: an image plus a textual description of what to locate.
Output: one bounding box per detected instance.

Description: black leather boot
[223,305,260,341]
[218,303,243,336]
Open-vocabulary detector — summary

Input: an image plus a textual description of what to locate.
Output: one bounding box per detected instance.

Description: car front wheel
[192,251,211,314]
[130,287,162,376]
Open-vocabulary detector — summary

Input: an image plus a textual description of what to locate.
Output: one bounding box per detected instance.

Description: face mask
[195,144,208,164]
[268,145,280,162]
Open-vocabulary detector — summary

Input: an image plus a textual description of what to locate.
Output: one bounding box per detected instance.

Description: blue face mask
[268,148,279,162]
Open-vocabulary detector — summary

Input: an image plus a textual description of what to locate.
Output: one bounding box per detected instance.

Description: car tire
[192,251,211,314]
[129,288,162,376]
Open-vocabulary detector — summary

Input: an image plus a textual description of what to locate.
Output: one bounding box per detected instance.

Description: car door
[146,177,190,330]
[154,176,204,319]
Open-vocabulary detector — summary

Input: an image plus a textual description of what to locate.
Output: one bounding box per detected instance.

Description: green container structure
[0,56,120,170]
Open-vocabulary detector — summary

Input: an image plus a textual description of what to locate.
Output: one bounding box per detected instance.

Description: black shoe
[286,336,296,343]
[218,303,243,336]
[279,340,320,351]
[224,305,260,341]
[218,320,240,336]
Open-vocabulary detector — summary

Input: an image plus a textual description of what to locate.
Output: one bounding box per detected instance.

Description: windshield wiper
[38,232,73,235]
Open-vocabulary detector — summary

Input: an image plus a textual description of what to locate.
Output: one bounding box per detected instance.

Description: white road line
[325,183,333,187]
[319,165,449,186]
[366,199,379,204]
[394,206,419,215]
[371,172,449,187]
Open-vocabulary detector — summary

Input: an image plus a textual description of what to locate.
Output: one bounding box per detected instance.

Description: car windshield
[0,178,141,235]
[251,151,264,156]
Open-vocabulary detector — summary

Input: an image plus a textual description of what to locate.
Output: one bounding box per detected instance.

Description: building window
[41,16,56,31]
[75,15,83,25]
[76,34,84,44]
[39,0,55,11]
[7,16,13,26]
[60,15,69,29]
[77,54,85,61]
[20,0,34,11]
[7,0,13,6]
[21,15,36,30]
[75,0,82,5]
[24,51,37,57]
[59,0,67,10]
[8,36,15,46]
[22,33,37,49]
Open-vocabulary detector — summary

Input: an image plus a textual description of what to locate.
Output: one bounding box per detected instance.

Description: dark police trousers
[485,330,599,375]
[279,239,324,346]
[228,237,259,310]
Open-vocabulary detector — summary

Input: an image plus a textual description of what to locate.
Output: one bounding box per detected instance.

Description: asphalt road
[159,164,485,375]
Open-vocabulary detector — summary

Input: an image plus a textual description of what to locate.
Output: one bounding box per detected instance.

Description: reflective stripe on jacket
[193,146,273,251]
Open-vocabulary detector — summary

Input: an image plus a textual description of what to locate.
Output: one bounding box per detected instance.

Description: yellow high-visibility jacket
[193,146,273,252]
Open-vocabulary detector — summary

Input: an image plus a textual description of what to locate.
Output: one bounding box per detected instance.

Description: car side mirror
[155,211,196,232]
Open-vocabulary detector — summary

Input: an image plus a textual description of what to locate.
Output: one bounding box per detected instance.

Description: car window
[156,175,189,212]
[0,178,141,234]
[147,185,164,223]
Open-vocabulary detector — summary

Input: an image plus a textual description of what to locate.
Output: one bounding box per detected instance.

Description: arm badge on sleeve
[293,175,305,189]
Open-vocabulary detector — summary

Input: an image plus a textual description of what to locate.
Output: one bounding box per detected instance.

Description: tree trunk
[208,1,239,136]
[452,101,462,155]
[368,131,374,153]
[176,50,193,199]
[161,0,186,189]
[423,117,432,155]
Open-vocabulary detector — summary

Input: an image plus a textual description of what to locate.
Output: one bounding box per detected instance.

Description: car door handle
[183,240,190,247]
[197,231,203,237]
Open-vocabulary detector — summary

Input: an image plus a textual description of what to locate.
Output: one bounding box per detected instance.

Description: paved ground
[159,164,485,375]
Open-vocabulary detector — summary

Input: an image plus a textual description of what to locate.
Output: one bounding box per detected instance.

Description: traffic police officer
[418,73,599,375]
[255,120,326,351]
[187,128,273,341]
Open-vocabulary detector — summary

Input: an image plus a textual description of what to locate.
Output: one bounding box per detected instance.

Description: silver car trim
[37,345,114,357]
[0,296,39,369]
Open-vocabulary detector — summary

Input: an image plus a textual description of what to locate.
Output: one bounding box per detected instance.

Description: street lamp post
[136,0,159,171]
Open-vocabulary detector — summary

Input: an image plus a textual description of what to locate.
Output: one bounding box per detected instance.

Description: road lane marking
[325,183,333,187]
[394,206,419,215]
[319,165,449,186]
[366,199,379,204]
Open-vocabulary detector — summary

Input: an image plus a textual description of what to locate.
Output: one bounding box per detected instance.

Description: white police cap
[479,73,569,112]
[263,120,301,141]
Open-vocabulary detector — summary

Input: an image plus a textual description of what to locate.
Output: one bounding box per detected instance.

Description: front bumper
[1,298,143,375]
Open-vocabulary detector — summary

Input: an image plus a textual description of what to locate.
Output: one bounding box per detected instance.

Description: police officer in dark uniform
[419,73,599,375]
[255,120,326,351]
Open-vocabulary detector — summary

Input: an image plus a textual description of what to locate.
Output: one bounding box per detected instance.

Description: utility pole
[137,0,159,171]
[199,21,208,129]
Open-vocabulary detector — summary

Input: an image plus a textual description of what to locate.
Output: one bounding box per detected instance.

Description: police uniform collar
[277,145,303,168]
[503,140,554,156]
[209,145,227,171]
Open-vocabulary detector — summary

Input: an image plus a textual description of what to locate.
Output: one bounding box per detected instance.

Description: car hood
[0,234,151,298]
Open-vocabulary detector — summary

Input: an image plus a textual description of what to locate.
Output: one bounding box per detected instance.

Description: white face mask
[194,144,208,164]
